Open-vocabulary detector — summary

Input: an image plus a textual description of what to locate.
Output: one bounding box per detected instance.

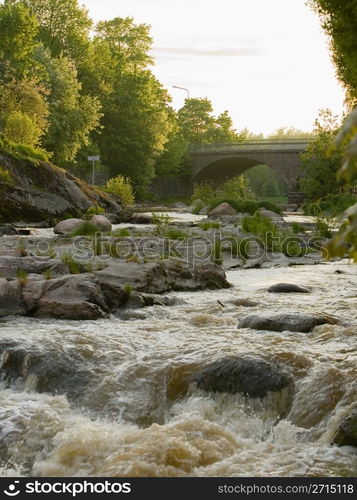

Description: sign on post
[88,156,100,185]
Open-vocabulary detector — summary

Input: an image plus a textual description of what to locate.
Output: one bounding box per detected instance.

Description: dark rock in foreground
[268,283,310,293]
[239,313,340,333]
[193,356,293,399]
[334,406,357,447]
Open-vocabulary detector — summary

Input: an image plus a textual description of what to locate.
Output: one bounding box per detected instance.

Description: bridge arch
[192,156,290,189]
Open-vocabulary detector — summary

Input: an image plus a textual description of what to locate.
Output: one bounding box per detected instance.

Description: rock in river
[333,405,357,447]
[193,356,293,399]
[267,283,311,293]
[239,312,340,333]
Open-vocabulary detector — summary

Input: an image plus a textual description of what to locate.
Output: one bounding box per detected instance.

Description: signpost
[88,156,100,185]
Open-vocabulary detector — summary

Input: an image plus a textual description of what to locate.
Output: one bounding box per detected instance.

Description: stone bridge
[190,140,308,190]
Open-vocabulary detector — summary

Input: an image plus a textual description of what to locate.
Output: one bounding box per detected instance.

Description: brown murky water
[0,260,356,477]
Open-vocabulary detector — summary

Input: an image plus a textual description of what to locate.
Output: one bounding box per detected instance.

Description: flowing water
[0,257,356,477]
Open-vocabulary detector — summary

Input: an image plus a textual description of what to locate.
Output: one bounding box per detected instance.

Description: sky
[81,0,345,135]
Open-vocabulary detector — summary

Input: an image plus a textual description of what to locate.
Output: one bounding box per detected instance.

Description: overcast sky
[82,0,345,135]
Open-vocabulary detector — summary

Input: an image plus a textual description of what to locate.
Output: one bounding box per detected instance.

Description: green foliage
[291,222,305,234]
[112,228,130,238]
[61,253,82,274]
[105,175,135,206]
[85,205,105,218]
[123,283,133,298]
[199,221,221,230]
[16,268,28,286]
[309,0,357,105]
[242,213,279,251]
[152,213,170,226]
[315,217,332,238]
[303,193,357,217]
[192,181,216,206]
[0,166,13,184]
[212,240,222,265]
[70,221,99,237]
[244,165,287,199]
[299,109,344,200]
[162,228,189,241]
[4,111,43,146]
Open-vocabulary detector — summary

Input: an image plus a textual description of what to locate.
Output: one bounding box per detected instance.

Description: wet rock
[91,215,112,232]
[95,259,229,304]
[334,405,357,447]
[53,218,85,236]
[140,293,175,307]
[0,256,67,278]
[268,283,310,293]
[239,312,340,333]
[0,224,18,236]
[0,279,26,317]
[193,356,293,399]
[208,202,237,217]
[23,274,108,320]
[131,213,152,224]
[232,298,259,307]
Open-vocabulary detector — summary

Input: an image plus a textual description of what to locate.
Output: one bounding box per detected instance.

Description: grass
[112,228,130,237]
[42,269,53,280]
[316,218,332,238]
[85,205,105,219]
[123,283,133,298]
[291,222,306,234]
[198,221,221,230]
[62,253,82,274]
[16,269,28,286]
[70,221,99,237]
[17,240,28,257]
[162,228,189,240]
[0,133,50,165]
[242,213,279,251]
[212,241,222,265]
[152,213,171,226]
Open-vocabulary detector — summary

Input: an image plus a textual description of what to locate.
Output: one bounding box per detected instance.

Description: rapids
[0,260,356,477]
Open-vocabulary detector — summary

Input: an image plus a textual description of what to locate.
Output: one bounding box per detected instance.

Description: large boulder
[95,259,230,310]
[258,209,284,221]
[22,274,108,320]
[0,224,18,236]
[91,215,112,232]
[333,406,357,447]
[208,202,237,217]
[267,283,310,294]
[0,153,121,223]
[54,218,84,236]
[193,356,293,399]
[0,278,26,317]
[239,312,340,333]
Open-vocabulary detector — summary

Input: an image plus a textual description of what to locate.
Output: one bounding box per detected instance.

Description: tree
[0,2,39,79]
[5,0,92,64]
[4,111,42,145]
[97,71,171,194]
[268,127,314,140]
[299,109,343,200]
[309,0,357,105]
[36,47,102,164]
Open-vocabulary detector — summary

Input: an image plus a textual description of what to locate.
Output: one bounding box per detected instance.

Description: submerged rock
[193,356,293,399]
[239,312,340,333]
[232,298,259,307]
[334,406,357,447]
[0,224,18,236]
[267,283,311,293]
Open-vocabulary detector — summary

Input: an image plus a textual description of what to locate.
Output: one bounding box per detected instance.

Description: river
[0,251,356,477]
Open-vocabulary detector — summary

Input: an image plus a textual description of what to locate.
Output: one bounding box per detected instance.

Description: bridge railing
[190,139,309,153]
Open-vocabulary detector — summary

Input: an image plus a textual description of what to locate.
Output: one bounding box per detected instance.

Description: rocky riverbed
[0,210,356,477]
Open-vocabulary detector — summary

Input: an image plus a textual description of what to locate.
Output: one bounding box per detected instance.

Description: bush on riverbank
[303,193,357,217]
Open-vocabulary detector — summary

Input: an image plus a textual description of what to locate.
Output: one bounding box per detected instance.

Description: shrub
[112,228,130,237]
[198,221,221,230]
[62,253,82,274]
[85,206,105,218]
[292,222,305,233]
[42,270,53,280]
[0,166,13,184]
[212,240,222,265]
[105,175,135,206]
[192,181,216,205]
[316,217,332,238]
[163,228,189,240]
[70,221,99,237]
[16,269,28,286]
[304,193,357,217]
[242,213,279,251]
[152,213,170,226]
